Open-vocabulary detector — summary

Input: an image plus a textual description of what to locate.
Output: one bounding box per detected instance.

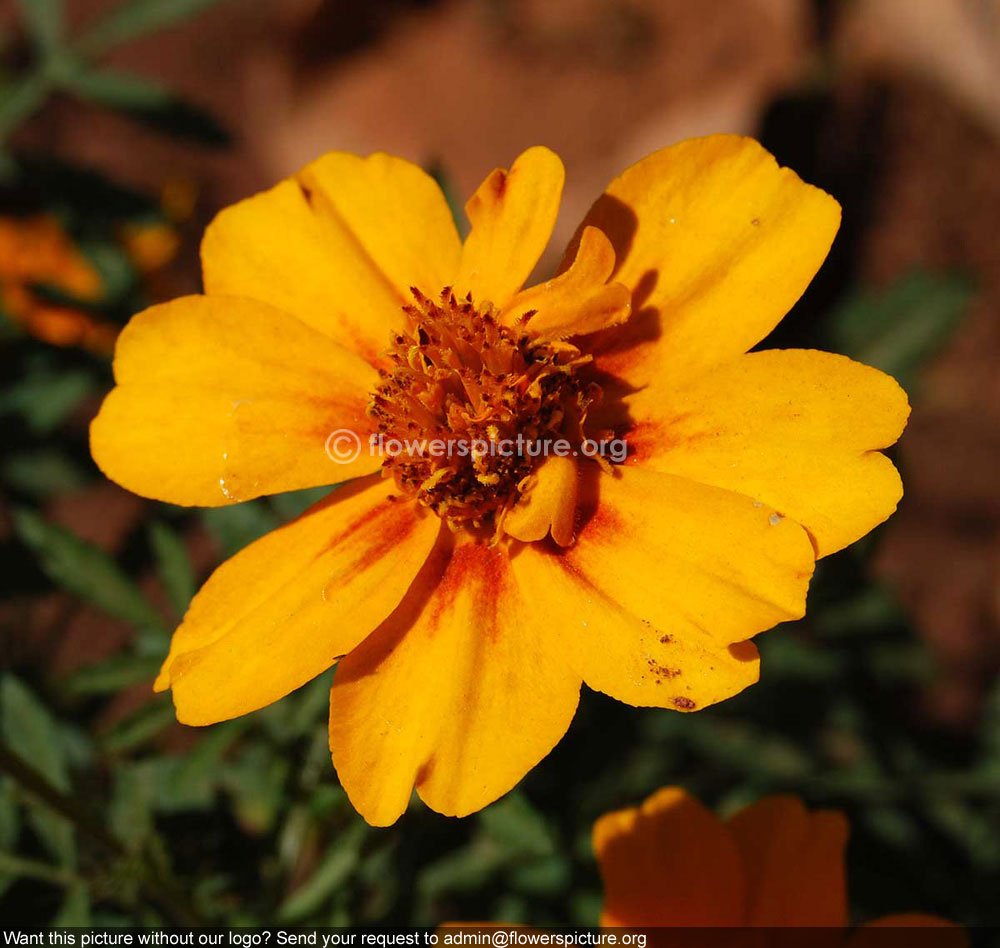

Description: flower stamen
[368,287,601,537]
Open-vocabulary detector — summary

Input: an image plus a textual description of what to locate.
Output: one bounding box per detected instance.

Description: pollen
[368,287,601,536]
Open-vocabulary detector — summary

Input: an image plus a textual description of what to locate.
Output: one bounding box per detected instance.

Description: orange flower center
[368,287,600,535]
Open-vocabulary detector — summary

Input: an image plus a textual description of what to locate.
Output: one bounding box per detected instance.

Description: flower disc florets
[369,287,600,534]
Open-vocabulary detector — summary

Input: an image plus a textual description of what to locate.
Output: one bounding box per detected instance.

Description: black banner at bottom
[0,927,978,948]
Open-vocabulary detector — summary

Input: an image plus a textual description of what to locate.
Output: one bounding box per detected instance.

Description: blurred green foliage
[831,271,974,395]
[2,0,231,157]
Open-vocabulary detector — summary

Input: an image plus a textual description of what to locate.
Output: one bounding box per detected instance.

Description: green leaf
[16,0,64,54]
[1,675,70,792]
[868,642,936,683]
[100,696,176,754]
[221,743,289,836]
[0,778,20,851]
[108,763,155,851]
[814,585,906,638]
[417,839,505,904]
[479,791,556,859]
[0,361,95,434]
[77,0,231,57]
[0,852,79,889]
[426,160,467,239]
[78,237,141,302]
[927,798,1000,869]
[66,652,163,696]
[861,805,920,849]
[1,449,87,498]
[149,721,247,813]
[570,891,602,926]
[135,758,214,814]
[12,508,166,631]
[830,270,973,392]
[509,854,570,895]
[0,676,77,867]
[54,882,91,925]
[66,67,171,109]
[202,501,279,558]
[0,73,51,146]
[257,674,330,742]
[758,633,843,682]
[277,822,366,922]
[149,521,196,617]
[27,808,76,869]
[285,674,334,737]
[0,778,21,896]
[67,68,229,145]
[270,485,335,521]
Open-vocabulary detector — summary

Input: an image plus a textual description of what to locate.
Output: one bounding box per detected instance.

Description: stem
[0,852,81,887]
[0,741,204,925]
[0,72,51,147]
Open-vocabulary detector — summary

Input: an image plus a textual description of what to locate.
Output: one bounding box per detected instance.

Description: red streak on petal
[429,541,509,641]
[326,494,423,576]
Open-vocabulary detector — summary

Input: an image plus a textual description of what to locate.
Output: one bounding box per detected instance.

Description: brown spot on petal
[646,658,681,679]
[673,696,697,710]
[492,169,508,200]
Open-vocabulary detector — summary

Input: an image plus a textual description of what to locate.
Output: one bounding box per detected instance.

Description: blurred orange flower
[0,214,113,352]
[118,178,196,276]
[119,220,181,275]
[90,136,909,825]
[595,787,962,940]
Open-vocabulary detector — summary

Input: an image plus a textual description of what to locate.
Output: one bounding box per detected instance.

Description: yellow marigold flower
[594,787,962,938]
[89,136,909,825]
[0,214,113,352]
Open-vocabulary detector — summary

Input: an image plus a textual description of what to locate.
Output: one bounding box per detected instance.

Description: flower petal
[625,349,910,557]
[511,542,762,711]
[593,786,745,926]
[159,477,440,725]
[515,465,814,711]
[502,454,578,547]
[90,295,380,506]
[727,795,849,928]
[570,134,841,389]
[455,147,564,312]
[503,226,631,340]
[328,535,581,826]
[202,152,461,362]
